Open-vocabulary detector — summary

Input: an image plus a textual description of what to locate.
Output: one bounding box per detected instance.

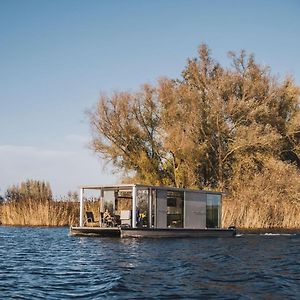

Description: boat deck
[70,226,236,238]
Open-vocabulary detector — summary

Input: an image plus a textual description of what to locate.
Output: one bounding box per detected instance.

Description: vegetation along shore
[1,178,300,229]
[1,44,300,228]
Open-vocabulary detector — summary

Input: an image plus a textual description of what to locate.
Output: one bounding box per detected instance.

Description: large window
[167,191,184,228]
[206,194,221,228]
[136,189,149,227]
[115,189,150,227]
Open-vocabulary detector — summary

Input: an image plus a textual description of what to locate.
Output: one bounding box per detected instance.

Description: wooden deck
[69,226,236,238]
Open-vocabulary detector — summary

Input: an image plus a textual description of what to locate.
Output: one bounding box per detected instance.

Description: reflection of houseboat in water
[70,184,236,238]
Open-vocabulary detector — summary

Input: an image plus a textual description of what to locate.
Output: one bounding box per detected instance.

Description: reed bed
[222,161,300,229]
[1,196,299,229]
[222,197,300,229]
[0,199,103,226]
[0,199,80,226]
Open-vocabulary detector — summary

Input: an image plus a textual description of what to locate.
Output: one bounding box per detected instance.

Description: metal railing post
[79,188,84,227]
[148,188,152,228]
[132,185,137,228]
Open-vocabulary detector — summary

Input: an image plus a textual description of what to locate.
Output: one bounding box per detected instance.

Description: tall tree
[89,44,300,191]
[89,85,173,185]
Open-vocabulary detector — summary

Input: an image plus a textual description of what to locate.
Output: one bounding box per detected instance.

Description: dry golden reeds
[222,197,300,229]
[0,199,80,226]
[0,199,103,226]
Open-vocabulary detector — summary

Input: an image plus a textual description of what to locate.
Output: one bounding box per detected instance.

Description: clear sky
[0,0,299,197]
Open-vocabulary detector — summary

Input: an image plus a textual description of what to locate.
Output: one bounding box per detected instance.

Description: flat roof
[79,184,223,195]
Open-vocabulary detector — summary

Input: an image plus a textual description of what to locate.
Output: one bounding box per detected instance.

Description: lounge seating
[85,211,99,226]
[85,210,120,227]
[103,210,119,227]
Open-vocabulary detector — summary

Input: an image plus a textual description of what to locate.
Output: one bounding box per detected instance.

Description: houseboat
[70,184,236,238]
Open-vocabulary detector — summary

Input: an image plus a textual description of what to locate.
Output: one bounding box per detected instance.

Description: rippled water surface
[0,227,300,299]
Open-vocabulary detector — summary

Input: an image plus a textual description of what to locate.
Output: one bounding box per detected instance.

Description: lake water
[0,227,299,299]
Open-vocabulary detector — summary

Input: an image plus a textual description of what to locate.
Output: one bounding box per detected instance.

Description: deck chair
[120,210,132,227]
[85,211,99,226]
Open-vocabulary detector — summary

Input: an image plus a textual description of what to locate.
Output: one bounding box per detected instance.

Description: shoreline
[1,224,300,234]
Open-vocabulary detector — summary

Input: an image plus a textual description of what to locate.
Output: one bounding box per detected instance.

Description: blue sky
[0,0,299,196]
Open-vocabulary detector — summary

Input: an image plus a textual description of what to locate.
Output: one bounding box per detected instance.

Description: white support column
[100,188,104,227]
[79,188,84,227]
[148,188,152,228]
[219,194,222,228]
[132,185,137,228]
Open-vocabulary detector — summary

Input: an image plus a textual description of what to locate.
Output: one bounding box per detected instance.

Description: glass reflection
[206,194,221,228]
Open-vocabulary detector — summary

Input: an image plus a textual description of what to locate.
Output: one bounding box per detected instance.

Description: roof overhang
[79,184,223,195]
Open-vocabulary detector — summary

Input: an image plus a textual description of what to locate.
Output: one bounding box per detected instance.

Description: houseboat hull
[69,226,236,238]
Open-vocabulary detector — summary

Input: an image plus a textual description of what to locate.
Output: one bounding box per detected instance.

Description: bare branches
[88,43,300,191]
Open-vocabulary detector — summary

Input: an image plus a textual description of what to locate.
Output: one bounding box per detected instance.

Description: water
[0,227,299,299]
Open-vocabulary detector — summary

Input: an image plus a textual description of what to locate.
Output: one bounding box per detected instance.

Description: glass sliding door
[136,189,149,228]
[166,191,184,228]
[156,190,167,228]
[115,189,132,226]
[206,194,221,228]
[184,192,206,229]
[154,190,184,228]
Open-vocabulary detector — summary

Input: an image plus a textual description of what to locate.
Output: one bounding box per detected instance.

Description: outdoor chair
[85,211,99,227]
[103,214,117,227]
